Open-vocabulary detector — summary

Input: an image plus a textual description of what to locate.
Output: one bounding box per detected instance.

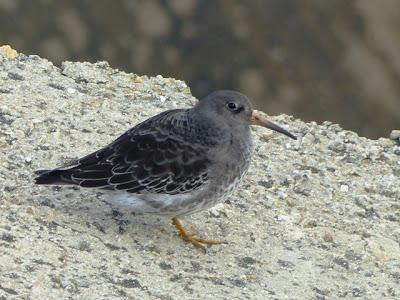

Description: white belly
[102,186,210,216]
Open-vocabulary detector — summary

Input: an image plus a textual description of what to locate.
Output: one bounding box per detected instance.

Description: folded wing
[35,109,210,195]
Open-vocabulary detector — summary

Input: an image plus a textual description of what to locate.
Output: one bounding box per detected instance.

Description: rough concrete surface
[0,47,399,299]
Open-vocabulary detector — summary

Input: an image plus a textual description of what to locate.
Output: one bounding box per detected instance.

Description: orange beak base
[250,110,296,140]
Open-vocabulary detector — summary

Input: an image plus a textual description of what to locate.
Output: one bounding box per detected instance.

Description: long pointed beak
[250,110,297,140]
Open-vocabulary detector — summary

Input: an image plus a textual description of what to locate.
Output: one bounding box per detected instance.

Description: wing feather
[37,109,210,195]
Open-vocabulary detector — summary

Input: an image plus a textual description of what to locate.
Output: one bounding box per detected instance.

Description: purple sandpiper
[35,90,296,250]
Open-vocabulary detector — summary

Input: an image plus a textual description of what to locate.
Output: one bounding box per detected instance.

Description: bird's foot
[171,217,223,252]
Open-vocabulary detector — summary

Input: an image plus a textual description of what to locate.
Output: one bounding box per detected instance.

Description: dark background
[1,0,399,138]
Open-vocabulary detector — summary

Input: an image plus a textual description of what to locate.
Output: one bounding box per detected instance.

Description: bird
[34,90,296,251]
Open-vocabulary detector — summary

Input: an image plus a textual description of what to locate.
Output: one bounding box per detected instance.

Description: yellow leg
[171,217,223,251]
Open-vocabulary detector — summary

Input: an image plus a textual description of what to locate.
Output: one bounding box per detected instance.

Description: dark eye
[226,101,244,114]
[227,102,238,111]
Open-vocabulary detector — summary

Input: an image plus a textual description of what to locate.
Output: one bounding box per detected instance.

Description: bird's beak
[250,110,297,140]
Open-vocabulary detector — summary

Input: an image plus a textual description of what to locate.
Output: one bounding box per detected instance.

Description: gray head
[194,90,296,139]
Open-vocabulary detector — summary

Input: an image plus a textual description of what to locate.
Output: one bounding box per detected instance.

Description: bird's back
[35,108,214,194]
[35,105,253,215]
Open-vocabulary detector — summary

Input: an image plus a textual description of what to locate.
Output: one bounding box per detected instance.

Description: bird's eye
[227,102,238,111]
[226,101,244,114]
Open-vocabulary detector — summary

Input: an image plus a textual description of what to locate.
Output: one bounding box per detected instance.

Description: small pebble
[390,130,400,145]
[323,231,334,243]
[67,87,76,94]
[340,184,349,192]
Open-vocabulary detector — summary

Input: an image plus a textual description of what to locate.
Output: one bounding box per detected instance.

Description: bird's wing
[36,109,210,195]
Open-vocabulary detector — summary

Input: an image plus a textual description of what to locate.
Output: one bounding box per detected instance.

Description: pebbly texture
[0,47,399,299]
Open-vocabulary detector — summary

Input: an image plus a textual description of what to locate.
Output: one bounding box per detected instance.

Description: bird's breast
[209,132,254,196]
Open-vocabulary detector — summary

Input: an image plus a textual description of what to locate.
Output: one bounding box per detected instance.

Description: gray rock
[390,130,400,145]
[0,48,399,299]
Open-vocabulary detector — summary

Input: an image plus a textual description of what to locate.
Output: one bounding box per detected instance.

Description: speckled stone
[0,48,399,300]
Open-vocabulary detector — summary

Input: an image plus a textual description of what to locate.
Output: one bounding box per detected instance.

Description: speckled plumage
[35,91,257,216]
[35,90,296,249]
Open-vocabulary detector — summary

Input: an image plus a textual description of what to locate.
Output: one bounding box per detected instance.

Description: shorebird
[35,90,296,250]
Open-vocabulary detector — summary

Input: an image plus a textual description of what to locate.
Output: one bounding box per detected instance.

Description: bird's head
[195,90,296,140]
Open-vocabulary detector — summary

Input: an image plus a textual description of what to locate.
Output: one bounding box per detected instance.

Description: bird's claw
[171,217,223,252]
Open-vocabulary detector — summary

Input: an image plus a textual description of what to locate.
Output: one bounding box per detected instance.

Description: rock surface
[0,48,399,299]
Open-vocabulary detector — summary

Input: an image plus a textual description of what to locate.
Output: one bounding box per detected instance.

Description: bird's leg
[171,217,223,251]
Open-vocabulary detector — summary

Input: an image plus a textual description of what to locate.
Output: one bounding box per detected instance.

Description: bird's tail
[34,169,72,185]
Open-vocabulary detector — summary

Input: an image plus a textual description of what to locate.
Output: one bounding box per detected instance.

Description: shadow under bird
[35,90,296,250]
